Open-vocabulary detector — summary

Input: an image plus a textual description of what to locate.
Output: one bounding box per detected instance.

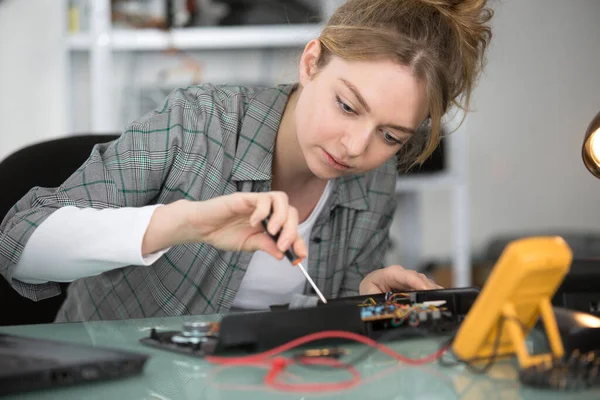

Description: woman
[0,0,493,322]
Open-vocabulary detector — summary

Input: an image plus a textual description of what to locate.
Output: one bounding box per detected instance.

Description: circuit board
[359,301,446,324]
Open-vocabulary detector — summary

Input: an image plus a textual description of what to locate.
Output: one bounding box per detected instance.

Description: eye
[382,131,403,146]
[335,96,355,115]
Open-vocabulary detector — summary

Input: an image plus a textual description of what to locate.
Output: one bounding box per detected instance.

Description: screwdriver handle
[261,217,302,265]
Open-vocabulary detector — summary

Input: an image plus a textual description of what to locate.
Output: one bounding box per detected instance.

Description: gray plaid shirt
[0,83,398,322]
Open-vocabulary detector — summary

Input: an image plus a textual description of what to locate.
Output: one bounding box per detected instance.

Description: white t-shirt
[231,181,332,310]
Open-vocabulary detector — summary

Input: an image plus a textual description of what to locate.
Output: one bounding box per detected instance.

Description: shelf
[67,24,322,51]
[395,172,457,193]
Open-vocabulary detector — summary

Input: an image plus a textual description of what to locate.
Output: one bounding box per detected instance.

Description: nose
[340,127,372,158]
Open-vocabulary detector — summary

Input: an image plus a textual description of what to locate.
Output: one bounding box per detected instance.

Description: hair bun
[419,0,481,9]
[417,0,492,21]
[416,0,492,25]
[416,0,493,74]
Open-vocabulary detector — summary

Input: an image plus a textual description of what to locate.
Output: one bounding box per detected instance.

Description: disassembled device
[140,287,479,356]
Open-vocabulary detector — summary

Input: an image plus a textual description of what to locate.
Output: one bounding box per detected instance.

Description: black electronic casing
[214,287,480,353]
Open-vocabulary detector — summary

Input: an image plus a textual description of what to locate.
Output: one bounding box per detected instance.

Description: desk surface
[1,314,599,400]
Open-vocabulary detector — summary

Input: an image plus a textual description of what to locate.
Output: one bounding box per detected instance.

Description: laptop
[0,333,149,396]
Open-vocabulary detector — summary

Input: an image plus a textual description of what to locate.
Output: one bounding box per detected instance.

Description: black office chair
[0,134,120,326]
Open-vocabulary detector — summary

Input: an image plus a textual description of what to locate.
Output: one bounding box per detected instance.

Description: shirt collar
[231,83,369,211]
[231,84,293,182]
[328,174,369,211]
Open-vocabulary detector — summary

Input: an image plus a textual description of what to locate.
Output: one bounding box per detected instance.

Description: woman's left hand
[359,265,443,295]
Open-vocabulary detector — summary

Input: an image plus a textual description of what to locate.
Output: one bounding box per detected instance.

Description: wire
[204,329,450,393]
[386,292,409,303]
[440,316,600,391]
[204,355,458,398]
[439,317,506,374]
[359,297,377,306]
[303,326,455,371]
[266,356,361,392]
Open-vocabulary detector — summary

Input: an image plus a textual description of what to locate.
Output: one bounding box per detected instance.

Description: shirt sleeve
[338,193,397,297]
[12,205,169,284]
[0,87,206,301]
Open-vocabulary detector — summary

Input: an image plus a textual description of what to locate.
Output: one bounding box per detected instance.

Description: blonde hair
[318,0,493,170]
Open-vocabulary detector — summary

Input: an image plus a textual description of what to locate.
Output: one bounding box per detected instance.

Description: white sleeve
[13,205,170,284]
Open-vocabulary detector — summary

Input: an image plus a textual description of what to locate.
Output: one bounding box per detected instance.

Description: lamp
[582,110,600,178]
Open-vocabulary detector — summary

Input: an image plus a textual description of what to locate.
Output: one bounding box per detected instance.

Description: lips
[323,149,352,170]
[329,153,351,168]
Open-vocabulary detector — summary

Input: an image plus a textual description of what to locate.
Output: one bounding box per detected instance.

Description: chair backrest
[0,134,120,326]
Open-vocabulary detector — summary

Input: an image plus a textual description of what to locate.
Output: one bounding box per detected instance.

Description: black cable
[519,350,600,391]
[442,317,507,374]
[439,315,600,391]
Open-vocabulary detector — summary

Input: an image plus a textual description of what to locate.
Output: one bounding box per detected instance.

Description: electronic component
[140,321,220,356]
[171,321,219,345]
[360,304,398,321]
[296,348,349,359]
[359,303,446,322]
[519,349,600,390]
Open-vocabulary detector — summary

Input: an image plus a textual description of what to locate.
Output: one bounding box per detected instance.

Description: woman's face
[294,40,429,180]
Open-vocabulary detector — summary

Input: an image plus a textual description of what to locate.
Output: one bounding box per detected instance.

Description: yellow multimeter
[452,236,573,369]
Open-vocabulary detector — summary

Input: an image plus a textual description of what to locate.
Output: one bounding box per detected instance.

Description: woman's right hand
[141,192,307,262]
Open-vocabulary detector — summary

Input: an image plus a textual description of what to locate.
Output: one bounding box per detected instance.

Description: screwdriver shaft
[296,261,328,304]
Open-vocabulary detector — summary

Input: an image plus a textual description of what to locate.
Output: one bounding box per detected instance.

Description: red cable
[265,356,361,391]
[205,329,450,392]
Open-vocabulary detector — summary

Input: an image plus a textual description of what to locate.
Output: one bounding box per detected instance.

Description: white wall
[0,0,67,161]
[412,0,600,262]
[1,0,600,265]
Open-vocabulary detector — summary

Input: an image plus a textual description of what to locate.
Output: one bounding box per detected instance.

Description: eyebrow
[339,78,417,136]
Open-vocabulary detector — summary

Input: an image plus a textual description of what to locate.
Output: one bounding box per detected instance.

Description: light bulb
[589,128,600,165]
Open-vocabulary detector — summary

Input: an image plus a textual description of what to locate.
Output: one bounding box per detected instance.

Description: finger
[249,195,272,227]
[417,272,438,290]
[359,268,395,293]
[359,276,387,295]
[277,206,299,252]
[267,192,289,235]
[359,282,385,295]
[428,277,443,289]
[384,265,430,290]
[291,236,308,260]
[244,232,284,260]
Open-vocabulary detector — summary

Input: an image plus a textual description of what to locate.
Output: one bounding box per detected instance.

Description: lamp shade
[582,110,600,179]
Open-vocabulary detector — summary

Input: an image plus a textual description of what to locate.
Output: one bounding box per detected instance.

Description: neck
[272,85,323,192]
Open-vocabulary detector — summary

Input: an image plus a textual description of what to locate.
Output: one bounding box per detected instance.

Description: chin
[308,162,347,180]
[307,166,333,180]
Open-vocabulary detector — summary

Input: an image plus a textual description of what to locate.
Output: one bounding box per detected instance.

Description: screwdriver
[261,216,328,304]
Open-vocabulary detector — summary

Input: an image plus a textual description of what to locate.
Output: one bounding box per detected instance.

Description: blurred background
[0,0,599,289]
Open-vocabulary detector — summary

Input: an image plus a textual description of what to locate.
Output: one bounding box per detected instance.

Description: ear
[299,39,322,85]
